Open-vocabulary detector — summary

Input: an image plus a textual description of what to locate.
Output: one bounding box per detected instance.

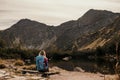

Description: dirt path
[49,70,104,80]
[0,66,118,80]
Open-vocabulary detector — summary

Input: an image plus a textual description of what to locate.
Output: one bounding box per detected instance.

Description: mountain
[0,9,120,52]
[0,19,56,49]
[77,16,120,50]
[54,9,120,51]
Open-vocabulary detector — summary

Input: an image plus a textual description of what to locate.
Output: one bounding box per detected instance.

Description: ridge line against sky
[0,0,120,30]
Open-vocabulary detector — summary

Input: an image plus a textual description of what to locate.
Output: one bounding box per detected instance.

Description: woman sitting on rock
[36,50,49,72]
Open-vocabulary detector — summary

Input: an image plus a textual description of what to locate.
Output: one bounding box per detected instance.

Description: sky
[0,0,120,30]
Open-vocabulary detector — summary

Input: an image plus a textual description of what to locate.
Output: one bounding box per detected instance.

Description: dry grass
[14,60,24,66]
[0,59,6,69]
[80,38,110,50]
[23,65,36,70]
[105,75,120,80]
[0,59,5,63]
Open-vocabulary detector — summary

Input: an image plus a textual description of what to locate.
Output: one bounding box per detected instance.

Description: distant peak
[10,18,49,29]
[17,18,32,23]
[86,9,102,13]
[17,18,47,25]
[16,18,44,25]
[77,9,118,26]
[87,9,95,12]
[78,9,117,21]
[86,9,112,14]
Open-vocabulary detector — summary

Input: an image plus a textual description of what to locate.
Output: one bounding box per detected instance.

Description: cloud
[0,0,120,30]
[0,10,10,13]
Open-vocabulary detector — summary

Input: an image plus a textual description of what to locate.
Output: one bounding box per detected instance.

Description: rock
[74,67,85,72]
[0,70,6,74]
[8,76,27,80]
[0,70,8,77]
[62,56,72,61]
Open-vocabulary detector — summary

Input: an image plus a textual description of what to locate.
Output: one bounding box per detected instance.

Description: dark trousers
[38,68,49,73]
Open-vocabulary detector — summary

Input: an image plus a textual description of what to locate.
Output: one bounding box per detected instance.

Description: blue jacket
[36,55,45,70]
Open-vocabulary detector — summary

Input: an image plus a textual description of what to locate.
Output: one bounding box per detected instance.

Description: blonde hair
[39,50,46,56]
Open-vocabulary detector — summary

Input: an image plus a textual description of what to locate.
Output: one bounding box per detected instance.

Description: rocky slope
[76,16,120,50]
[0,19,56,49]
[0,9,120,52]
[53,9,120,51]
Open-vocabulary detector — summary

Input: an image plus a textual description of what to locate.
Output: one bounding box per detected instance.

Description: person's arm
[44,58,48,66]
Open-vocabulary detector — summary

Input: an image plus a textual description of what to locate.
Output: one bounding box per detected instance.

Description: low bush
[14,60,24,66]
[23,65,36,70]
[0,63,6,69]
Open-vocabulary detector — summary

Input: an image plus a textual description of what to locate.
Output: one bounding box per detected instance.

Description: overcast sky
[0,0,120,30]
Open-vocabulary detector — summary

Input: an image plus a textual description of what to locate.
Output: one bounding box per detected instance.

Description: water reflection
[50,58,116,74]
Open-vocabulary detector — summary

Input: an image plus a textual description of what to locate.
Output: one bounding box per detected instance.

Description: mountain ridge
[0,9,120,52]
